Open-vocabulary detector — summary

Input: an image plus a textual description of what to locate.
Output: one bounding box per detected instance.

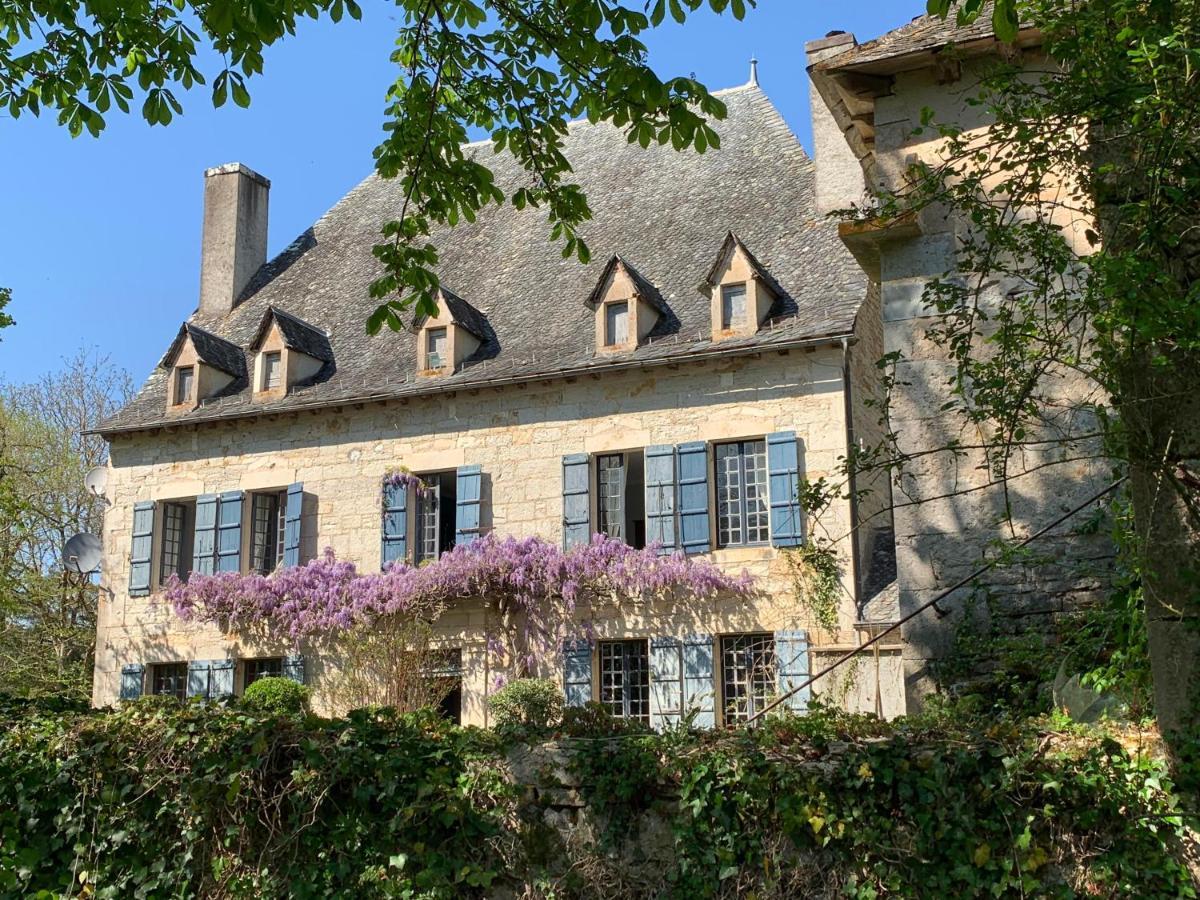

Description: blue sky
[0,1,910,386]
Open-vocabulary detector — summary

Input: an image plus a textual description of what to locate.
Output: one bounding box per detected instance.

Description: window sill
[708,545,773,564]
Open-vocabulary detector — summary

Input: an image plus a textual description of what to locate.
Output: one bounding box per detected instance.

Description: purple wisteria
[165,534,756,671]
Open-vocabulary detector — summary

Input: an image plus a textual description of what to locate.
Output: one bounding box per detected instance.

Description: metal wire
[745,475,1128,726]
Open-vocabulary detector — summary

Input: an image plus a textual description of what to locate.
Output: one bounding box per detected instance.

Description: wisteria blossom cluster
[165,534,755,670]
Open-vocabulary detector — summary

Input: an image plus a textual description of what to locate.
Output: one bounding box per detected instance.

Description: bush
[487,678,562,731]
[241,676,309,715]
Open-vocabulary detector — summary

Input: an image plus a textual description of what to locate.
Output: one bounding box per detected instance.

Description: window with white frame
[604,301,629,347]
[158,500,194,585]
[415,471,457,563]
[714,439,770,547]
[595,451,646,548]
[175,366,194,404]
[262,351,283,391]
[721,633,776,724]
[720,283,747,330]
[249,490,287,574]
[599,639,651,722]
[426,327,449,369]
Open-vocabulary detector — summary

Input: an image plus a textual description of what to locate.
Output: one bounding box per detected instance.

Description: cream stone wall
[94,349,904,724]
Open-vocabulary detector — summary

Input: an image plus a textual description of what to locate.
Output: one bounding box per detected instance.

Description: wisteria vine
[165,534,756,673]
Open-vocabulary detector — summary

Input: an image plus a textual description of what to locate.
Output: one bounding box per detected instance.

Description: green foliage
[0,286,13,338]
[781,543,841,635]
[488,677,563,731]
[241,676,310,716]
[0,696,1194,898]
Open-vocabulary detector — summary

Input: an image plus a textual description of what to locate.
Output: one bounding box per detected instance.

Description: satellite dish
[63,533,102,574]
[84,466,109,499]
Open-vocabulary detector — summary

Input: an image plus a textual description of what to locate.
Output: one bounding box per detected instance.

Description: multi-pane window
[721,633,776,724]
[720,283,747,329]
[151,662,188,699]
[599,639,651,722]
[595,452,646,548]
[426,327,448,369]
[262,351,283,390]
[158,501,192,585]
[604,301,629,347]
[414,471,457,563]
[175,366,194,404]
[249,491,286,574]
[244,657,284,686]
[424,649,463,725]
[715,439,770,547]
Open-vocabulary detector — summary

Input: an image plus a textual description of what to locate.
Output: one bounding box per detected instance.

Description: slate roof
[585,256,669,315]
[159,323,246,378]
[251,306,334,362]
[100,83,867,435]
[817,4,1037,74]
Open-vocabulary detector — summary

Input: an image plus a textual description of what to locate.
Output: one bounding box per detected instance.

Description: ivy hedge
[0,694,1195,898]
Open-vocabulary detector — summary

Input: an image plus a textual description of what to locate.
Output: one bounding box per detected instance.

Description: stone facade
[808,22,1114,709]
[94,349,906,724]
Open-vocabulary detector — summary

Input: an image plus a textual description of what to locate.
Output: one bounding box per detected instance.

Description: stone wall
[94,349,905,723]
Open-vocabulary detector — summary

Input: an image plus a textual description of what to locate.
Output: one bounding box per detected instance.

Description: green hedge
[0,695,1193,898]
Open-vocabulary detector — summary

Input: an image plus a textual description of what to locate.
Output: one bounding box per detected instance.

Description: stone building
[92,75,906,725]
[806,13,1114,705]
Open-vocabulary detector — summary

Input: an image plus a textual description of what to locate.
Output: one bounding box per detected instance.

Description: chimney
[804,32,866,216]
[199,162,269,317]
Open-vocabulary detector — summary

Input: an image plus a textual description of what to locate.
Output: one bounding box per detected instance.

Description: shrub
[487,678,562,731]
[241,676,309,715]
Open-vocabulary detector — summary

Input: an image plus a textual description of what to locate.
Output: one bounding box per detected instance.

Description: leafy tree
[0,351,132,700]
[0,287,13,340]
[861,0,1200,742]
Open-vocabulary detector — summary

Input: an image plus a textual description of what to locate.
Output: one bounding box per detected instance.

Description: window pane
[244,657,284,686]
[715,443,744,547]
[599,640,650,722]
[152,662,187,700]
[417,477,441,562]
[597,454,625,540]
[176,367,193,403]
[159,502,188,585]
[715,440,768,547]
[264,352,282,390]
[743,440,770,544]
[250,493,281,574]
[721,284,747,329]
[427,328,448,368]
[721,634,776,724]
[605,302,629,346]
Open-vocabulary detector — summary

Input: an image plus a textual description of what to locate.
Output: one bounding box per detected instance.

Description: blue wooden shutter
[682,634,716,728]
[767,431,804,548]
[216,490,244,573]
[193,493,218,575]
[210,659,235,697]
[119,663,144,700]
[561,454,591,549]
[381,480,408,568]
[775,630,811,713]
[283,482,304,567]
[187,660,212,698]
[455,464,482,546]
[676,442,711,554]
[649,637,682,730]
[644,445,677,554]
[128,501,156,596]
[562,638,593,707]
[283,654,306,684]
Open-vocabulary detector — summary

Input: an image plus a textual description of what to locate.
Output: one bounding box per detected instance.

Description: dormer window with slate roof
[587,256,665,354]
[160,323,246,413]
[249,307,333,400]
[415,288,488,376]
[704,232,780,340]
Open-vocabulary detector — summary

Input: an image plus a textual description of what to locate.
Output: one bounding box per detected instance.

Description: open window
[595,451,646,549]
[248,489,288,574]
[424,649,463,725]
[415,471,458,563]
[158,499,196,586]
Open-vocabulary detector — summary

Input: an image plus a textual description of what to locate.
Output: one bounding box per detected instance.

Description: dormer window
[160,323,245,413]
[249,307,333,400]
[703,233,781,340]
[414,288,488,376]
[587,256,667,354]
[604,301,629,347]
[262,352,282,391]
[175,366,194,405]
